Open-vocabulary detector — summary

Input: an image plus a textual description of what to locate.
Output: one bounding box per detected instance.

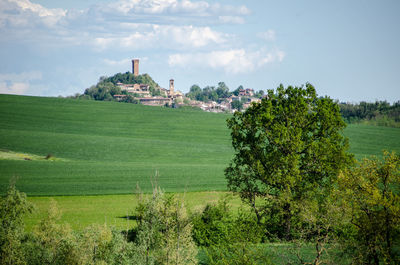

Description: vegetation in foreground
[1,151,399,264]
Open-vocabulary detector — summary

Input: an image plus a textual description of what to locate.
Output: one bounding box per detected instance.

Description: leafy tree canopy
[225,83,354,236]
[186,83,265,103]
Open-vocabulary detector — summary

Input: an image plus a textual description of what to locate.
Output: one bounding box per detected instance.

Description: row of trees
[339,100,400,127]
[186,82,264,103]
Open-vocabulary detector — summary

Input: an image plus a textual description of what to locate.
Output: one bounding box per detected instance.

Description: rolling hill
[1,94,399,196]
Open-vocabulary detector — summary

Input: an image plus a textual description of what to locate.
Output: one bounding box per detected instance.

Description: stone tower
[132,59,139,76]
[169,79,174,96]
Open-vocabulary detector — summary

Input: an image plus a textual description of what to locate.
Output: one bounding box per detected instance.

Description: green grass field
[1,94,400,196]
[0,94,232,195]
[25,191,240,231]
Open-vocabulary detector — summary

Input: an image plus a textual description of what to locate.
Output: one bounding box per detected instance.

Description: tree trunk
[283,203,291,241]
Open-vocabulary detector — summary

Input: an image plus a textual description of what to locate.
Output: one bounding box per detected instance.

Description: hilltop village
[82,59,264,112]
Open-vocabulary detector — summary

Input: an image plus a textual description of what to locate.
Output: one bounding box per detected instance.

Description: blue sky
[0,0,399,102]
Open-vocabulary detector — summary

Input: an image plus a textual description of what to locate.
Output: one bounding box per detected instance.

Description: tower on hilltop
[169,79,174,96]
[132,59,139,76]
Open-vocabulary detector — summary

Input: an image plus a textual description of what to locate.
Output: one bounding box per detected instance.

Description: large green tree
[225,83,353,239]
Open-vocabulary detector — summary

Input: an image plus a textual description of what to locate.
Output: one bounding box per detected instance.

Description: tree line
[339,100,400,127]
[186,82,264,103]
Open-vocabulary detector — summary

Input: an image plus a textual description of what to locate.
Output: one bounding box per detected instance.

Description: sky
[0,0,399,102]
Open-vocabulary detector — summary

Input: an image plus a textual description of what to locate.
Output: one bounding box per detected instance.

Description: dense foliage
[338,151,400,264]
[0,183,198,265]
[225,83,354,239]
[186,82,264,103]
[132,187,198,265]
[191,196,262,247]
[0,179,33,265]
[339,100,400,127]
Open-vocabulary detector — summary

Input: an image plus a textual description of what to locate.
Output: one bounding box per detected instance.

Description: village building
[138,97,172,106]
[113,94,127,101]
[116,83,151,97]
[113,59,186,106]
[238,88,254,97]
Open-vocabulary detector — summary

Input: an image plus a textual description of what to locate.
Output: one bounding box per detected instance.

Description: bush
[192,196,269,264]
[132,186,198,265]
[338,151,400,264]
[0,179,33,265]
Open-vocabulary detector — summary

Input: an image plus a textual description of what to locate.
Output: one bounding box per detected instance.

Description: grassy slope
[1,94,400,196]
[0,94,232,195]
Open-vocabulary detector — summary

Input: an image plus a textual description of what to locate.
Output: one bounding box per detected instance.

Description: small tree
[338,151,400,264]
[0,179,33,265]
[133,186,197,265]
[29,200,79,265]
[225,83,353,239]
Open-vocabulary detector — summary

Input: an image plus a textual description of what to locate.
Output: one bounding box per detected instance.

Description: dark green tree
[230,100,244,111]
[253,90,264,98]
[232,85,244,96]
[216,82,230,99]
[225,83,353,239]
[186,85,202,100]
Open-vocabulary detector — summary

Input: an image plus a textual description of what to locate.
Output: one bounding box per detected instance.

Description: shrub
[0,179,33,265]
[338,151,400,264]
[133,186,198,265]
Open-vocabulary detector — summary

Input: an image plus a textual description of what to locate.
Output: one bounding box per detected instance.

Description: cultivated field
[0,94,232,195]
[1,94,400,197]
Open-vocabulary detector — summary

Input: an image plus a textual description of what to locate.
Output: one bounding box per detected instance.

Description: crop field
[0,94,232,195]
[25,191,240,231]
[1,94,400,197]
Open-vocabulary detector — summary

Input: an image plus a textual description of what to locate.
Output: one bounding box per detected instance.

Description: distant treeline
[186,82,264,102]
[339,100,400,127]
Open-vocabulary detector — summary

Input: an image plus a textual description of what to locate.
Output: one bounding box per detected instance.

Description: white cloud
[168,48,285,74]
[0,71,42,95]
[258,30,276,41]
[103,58,132,66]
[93,25,227,50]
[0,0,238,50]
[9,0,66,17]
[106,0,248,17]
[0,0,66,28]
[0,82,30,95]
[218,16,244,24]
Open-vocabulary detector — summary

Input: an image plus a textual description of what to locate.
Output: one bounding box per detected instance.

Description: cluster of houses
[112,59,262,112]
[113,60,184,106]
[114,80,184,106]
[191,96,262,113]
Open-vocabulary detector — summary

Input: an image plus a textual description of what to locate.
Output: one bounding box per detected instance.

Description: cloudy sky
[0,0,399,102]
